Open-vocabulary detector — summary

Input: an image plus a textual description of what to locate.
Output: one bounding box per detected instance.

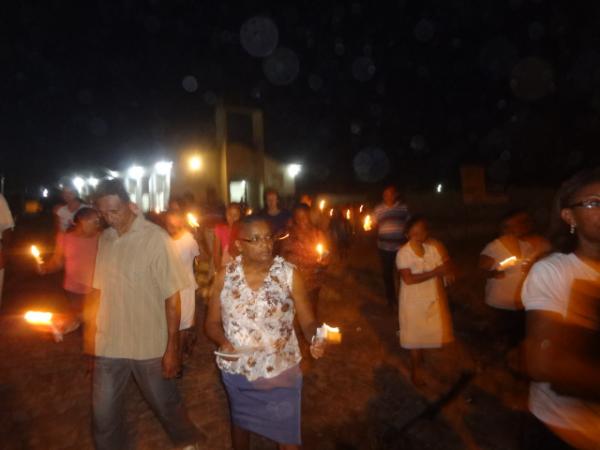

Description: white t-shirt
[396,242,443,304]
[481,238,533,310]
[173,231,199,330]
[522,252,600,442]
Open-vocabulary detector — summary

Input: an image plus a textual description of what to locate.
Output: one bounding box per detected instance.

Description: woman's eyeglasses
[238,235,274,244]
[569,200,600,209]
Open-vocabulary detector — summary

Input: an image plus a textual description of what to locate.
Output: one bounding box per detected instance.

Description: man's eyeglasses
[238,235,274,244]
[569,200,600,209]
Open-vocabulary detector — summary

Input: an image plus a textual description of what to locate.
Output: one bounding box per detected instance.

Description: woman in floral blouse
[205,215,326,450]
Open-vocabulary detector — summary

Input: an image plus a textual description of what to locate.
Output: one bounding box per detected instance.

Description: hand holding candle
[24,310,63,342]
[30,245,44,265]
[497,256,518,271]
[314,323,342,344]
[186,212,200,229]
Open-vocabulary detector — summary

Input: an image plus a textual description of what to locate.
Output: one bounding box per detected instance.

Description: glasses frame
[569,200,600,209]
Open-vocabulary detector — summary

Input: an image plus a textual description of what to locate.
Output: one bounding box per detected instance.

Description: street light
[128,166,145,179]
[287,163,302,178]
[72,177,85,192]
[155,161,173,176]
[88,177,99,188]
[188,155,202,172]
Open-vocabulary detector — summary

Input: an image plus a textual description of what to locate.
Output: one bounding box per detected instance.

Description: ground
[0,215,535,449]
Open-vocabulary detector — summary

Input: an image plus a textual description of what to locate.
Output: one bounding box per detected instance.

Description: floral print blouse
[217,255,302,381]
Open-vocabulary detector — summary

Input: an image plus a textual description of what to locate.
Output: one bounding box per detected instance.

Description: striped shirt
[374,201,410,251]
[93,215,191,359]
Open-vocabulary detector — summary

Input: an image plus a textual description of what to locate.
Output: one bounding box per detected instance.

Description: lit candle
[30,245,43,265]
[24,310,63,342]
[186,212,200,229]
[314,323,342,344]
[498,256,518,270]
[319,199,326,212]
[329,208,334,217]
[246,208,253,216]
[345,209,351,220]
[316,242,324,262]
[363,214,373,231]
[359,204,364,213]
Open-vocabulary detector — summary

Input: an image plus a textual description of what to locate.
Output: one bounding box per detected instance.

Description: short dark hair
[404,214,427,235]
[239,214,271,234]
[94,179,130,203]
[73,207,99,224]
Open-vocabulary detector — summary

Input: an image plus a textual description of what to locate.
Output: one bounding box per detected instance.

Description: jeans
[93,356,200,450]
[379,249,399,307]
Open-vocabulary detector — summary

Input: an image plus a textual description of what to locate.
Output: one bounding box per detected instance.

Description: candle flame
[345,209,351,220]
[31,245,41,259]
[329,208,334,217]
[186,212,200,228]
[24,311,53,325]
[246,208,253,216]
[316,243,324,255]
[363,214,373,231]
[323,323,342,344]
[359,204,364,213]
[319,200,326,211]
[498,256,518,269]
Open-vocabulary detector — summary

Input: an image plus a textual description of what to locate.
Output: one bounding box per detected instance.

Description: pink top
[214,223,233,253]
[57,232,99,294]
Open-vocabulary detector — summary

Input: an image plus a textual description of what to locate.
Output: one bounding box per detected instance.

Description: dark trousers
[92,356,199,450]
[379,249,398,307]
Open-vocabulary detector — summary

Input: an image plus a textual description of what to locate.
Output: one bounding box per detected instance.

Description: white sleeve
[522,259,566,316]
[480,240,498,259]
[0,194,14,234]
[396,248,410,270]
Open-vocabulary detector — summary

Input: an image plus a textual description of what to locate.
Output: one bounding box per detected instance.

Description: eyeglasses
[238,235,274,244]
[569,200,600,209]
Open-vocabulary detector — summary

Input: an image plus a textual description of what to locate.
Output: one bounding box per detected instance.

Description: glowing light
[188,155,202,172]
[186,212,200,229]
[277,233,290,241]
[87,177,99,188]
[498,256,518,270]
[359,204,364,213]
[287,163,302,178]
[24,311,53,325]
[319,199,326,212]
[41,188,48,198]
[363,214,373,231]
[323,323,342,344]
[246,208,253,216]
[72,177,85,192]
[154,161,172,176]
[329,208,334,217]
[107,170,120,178]
[30,245,43,265]
[436,183,443,193]
[128,166,145,179]
[316,242,325,262]
[345,209,351,220]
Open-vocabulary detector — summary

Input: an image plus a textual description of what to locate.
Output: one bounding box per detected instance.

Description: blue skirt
[221,365,303,445]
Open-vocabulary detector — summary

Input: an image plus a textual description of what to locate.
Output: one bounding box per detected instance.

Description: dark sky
[5,0,600,194]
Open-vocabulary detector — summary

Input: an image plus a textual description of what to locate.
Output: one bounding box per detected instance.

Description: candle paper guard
[314,323,342,344]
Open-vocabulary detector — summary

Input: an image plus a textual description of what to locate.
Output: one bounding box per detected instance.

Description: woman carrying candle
[522,167,600,448]
[39,207,101,350]
[281,204,329,310]
[205,216,325,450]
[479,209,535,350]
[396,215,454,386]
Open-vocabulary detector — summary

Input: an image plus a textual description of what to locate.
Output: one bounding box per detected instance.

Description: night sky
[5,0,600,194]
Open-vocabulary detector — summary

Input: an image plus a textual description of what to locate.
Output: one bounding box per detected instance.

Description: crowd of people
[2,166,600,449]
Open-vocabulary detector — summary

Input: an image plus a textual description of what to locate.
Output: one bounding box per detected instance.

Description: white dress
[173,231,199,330]
[396,242,454,349]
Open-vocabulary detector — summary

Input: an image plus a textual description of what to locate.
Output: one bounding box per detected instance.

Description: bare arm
[204,269,233,350]
[162,292,181,378]
[40,233,66,274]
[291,269,325,359]
[399,266,443,285]
[213,235,222,270]
[525,310,600,399]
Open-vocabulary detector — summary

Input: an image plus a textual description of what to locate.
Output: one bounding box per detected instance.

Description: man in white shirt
[0,193,14,308]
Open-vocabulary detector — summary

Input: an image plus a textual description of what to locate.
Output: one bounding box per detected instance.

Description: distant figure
[55,184,87,232]
[92,179,202,449]
[260,188,291,238]
[164,210,200,365]
[396,215,454,386]
[213,203,242,270]
[281,204,329,308]
[523,167,600,449]
[205,216,326,450]
[299,193,327,231]
[479,209,535,348]
[39,207,101,346]
[374,185,410,308]
[328,208,351,260]
[0,193,14,308]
